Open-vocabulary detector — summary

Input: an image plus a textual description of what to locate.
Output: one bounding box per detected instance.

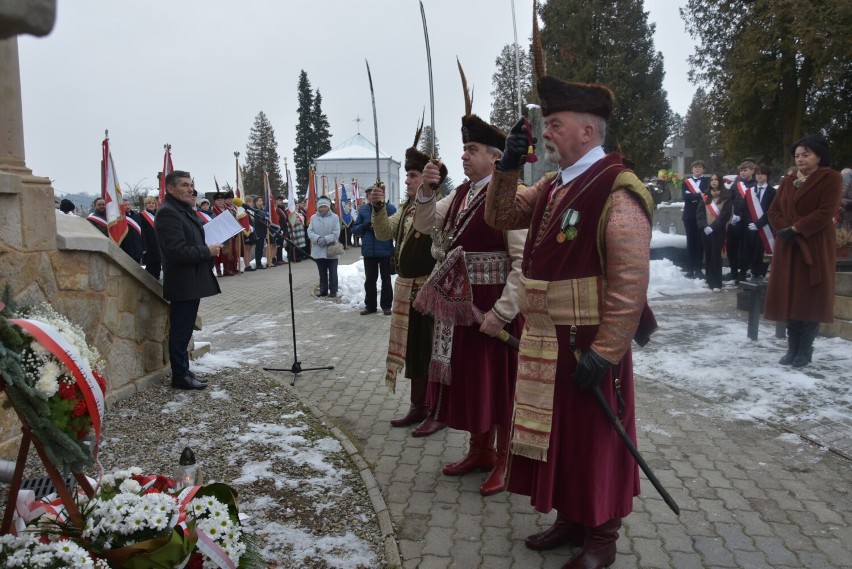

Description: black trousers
[363,256,393,310]
[703,232,724,289]
[726,223,745,278]
[316,258,339,295]
[683,218,704,273]
[745,229,769,277]
[169,298,200,378]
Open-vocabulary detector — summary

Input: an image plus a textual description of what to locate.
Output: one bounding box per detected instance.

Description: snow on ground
[336,258,395,310]
[638,260,852,433]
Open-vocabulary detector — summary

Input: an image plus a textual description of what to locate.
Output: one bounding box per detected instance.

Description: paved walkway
[198,251,852,569]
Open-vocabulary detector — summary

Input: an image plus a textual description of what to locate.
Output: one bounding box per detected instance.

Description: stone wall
[821,271,852,341]
[0,171,170,459]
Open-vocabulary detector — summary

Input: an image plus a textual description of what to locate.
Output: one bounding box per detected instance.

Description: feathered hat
[531,0,614,120]
[458,59,506,150]
[404,112,448,184]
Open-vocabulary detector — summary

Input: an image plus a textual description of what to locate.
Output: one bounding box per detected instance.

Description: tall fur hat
[404,113,449,185]
[457,59,506,150]
[530,0,614,120]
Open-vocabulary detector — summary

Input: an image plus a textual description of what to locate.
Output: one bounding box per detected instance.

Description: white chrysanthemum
[34,373,59,398]
[118,479,142,494]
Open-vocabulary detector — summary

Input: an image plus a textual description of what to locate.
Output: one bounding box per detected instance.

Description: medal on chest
[557,208,580,243]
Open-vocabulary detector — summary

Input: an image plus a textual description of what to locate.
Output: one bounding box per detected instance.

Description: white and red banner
[158,144,174,205]
[264,171,279,226]
[235,163,245,201]
[286,168,296,215]
[684,178,702,195]
[9,318,106,461]
[102,137,128,245]
[746,188,775,254]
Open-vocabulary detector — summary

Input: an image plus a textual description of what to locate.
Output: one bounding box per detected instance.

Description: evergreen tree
[418,125,455,195]
[243,111,284,197]
[490,44,534,132]
[539,0,671,178]
[293,70,314,192]
[311,89,332,161]
[682,0,852,167]
[682,88,724,173]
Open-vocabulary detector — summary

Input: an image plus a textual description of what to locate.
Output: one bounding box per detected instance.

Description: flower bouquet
[0,533,110,568]
[657,169,683,190]
[29,468,260,569]
[0,290,106,472]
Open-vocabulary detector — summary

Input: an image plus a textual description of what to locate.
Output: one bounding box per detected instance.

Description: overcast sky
[18,0,694,198]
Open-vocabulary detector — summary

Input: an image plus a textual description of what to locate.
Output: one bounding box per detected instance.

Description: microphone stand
[242,207,334,386]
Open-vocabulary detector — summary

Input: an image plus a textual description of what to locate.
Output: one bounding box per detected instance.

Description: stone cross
[664,136,693,175]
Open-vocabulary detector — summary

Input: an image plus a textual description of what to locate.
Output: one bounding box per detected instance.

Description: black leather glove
[573,350,612,391]
[496,118,533,172]
[776,226,797,242]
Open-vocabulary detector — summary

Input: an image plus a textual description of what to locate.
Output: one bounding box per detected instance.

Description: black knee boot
[779,320,801,366]
[792,321,819,368]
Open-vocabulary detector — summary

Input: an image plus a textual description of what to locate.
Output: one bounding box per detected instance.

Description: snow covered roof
[316,133,396,161]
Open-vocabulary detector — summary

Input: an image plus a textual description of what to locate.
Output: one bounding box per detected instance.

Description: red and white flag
[101,136,128,245]
[265,171,280,226]
[286,168,296,215]
[158,144,174,205]
[235,164,245,201]
[306,168,318,220]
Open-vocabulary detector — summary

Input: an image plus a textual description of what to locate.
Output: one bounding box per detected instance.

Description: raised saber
[365,60,382,188]
[419,0,435,158]
[511,0,522,116]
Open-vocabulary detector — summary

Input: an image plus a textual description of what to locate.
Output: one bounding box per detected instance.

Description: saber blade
[419,0,436,158]
[365,59,382,187]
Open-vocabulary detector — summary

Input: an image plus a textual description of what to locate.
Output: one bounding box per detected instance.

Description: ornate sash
[746,188,775,253]
[385,275,429,393]
[511,275,601,461]
[86,213,107,230]
[126,216,142,236]
[707,200,721,221]
[736,180,749,200]
[195,210,212,224]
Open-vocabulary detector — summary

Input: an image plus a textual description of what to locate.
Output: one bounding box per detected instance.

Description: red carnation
[71,399,87,418]
[58,380,77,400]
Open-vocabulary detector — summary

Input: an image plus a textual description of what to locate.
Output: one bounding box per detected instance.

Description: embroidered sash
[511,275,601,461]
[745,188,775,253]
[385,275,429,393]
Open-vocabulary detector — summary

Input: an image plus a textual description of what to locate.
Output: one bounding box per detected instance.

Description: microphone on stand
[232,197,261,212]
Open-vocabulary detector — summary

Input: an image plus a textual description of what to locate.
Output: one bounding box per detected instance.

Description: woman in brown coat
[764,133,843,367]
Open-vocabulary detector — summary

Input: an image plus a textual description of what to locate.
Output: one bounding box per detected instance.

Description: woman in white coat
[307,196,342,297]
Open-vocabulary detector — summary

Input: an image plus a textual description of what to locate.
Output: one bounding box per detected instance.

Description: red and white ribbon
[745,189,775,254]
[684,178,702,195]
[9,318,105,460]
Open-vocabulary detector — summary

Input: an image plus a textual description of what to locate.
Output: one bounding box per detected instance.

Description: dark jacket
[352,202,396,258]
[681,176,710,221]
[696,189,733,232]
[740,184,777,228]
[155,194,221,302]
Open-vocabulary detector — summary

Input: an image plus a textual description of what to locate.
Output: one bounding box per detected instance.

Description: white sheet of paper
[203,210,243,245]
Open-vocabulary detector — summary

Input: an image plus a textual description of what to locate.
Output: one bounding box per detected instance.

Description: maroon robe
[431,181,523,433]
[506,153,642,527]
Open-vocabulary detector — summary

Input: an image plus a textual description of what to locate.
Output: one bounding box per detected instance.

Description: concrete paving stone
[481,526,512,556]
[669,459,700,479]
[772,522,817,554]
[695,497,737,523]
[703,469,734,489]
[631,536,671,568]
[730,550,773,569]
[421,526,455,556]
[455,512,485,540]
[754,536,798,566]
[785,508,830,537]
[480,555,512,569]
[811,536,852,568]
[427,504,456,529]
[693,536,737,567]
[729,509,774,537]
[794,551,838,569]
[623,511,657,539]
[668,551,704,569]
[483,500,512,527]
[432,481,461,505]
[458,490,487,515]
[656,522,696,553]
[417,555,451,569]
[392,463,418,484]
[397,513,430,541]
[683,477,717,500]
[730,478,769,500]
[399,447,423,466]
[449,538,482,565]
[510,541,548,568]
[714,521,756,551]
[407,491,436,515]
[745,497,790,524]
[509,512,545,541]
[716,488,751,510]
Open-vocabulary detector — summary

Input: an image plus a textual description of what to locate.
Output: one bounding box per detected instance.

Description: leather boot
[525,511,585,550]
[792,321,819,368]
[442,428,496,476]
[779,320,801,365]
[411,417,446,437]
[562,519,620,569]
[480,424,510,496]
[391,377,429,427]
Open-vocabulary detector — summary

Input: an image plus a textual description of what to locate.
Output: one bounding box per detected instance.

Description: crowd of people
[55,65,847,569]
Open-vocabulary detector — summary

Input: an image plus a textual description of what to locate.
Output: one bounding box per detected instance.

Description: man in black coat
[155,170,222,390]
[681,160,710,277]
[743,163,777,279]
[726,159,757,283]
